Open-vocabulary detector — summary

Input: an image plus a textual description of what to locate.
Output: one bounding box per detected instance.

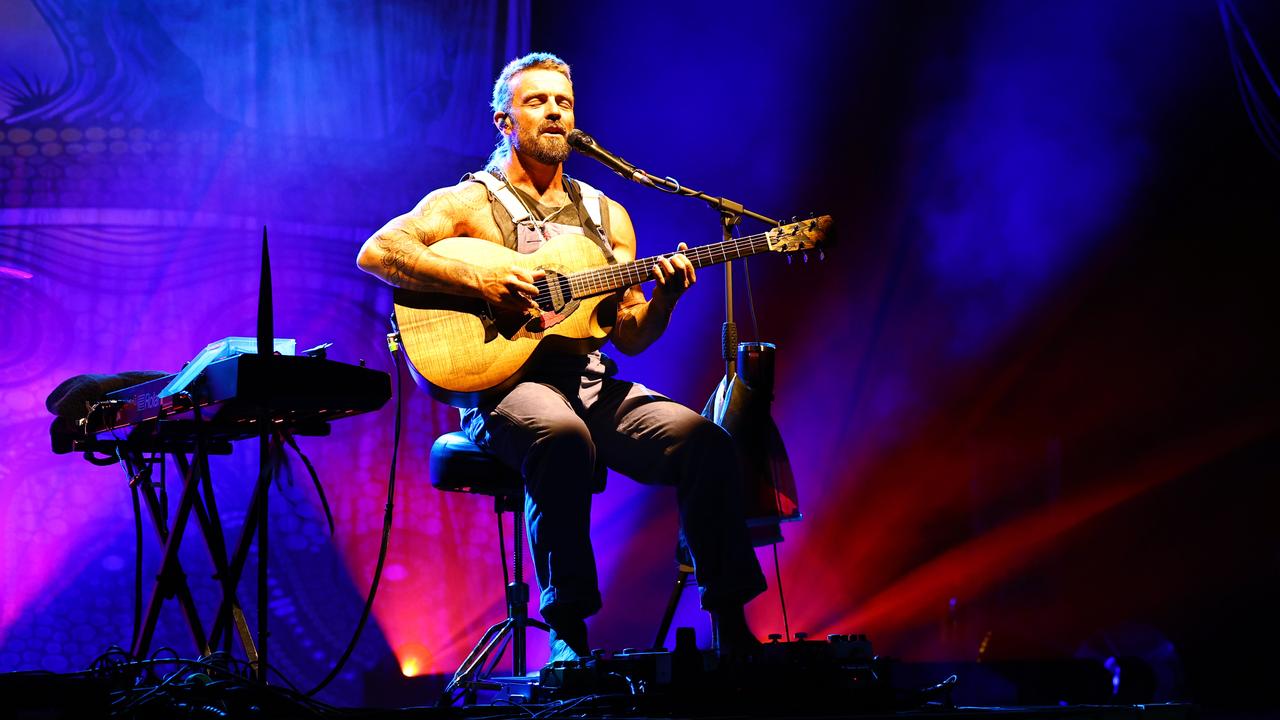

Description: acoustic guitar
[394,215,831,407]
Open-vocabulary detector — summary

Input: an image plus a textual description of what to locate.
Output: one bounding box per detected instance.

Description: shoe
[546,618,590,665]
[712,605,762,662]
[547,634,584,666]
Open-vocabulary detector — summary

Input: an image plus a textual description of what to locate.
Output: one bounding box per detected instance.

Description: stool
[430,431,549,693]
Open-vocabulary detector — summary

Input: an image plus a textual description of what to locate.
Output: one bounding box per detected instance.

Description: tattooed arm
[357,183,542,312]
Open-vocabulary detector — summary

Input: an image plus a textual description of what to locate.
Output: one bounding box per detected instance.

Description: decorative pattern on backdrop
[0,0,528,704]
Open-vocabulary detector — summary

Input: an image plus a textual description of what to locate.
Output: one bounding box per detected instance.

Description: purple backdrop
[3,0,1280,710]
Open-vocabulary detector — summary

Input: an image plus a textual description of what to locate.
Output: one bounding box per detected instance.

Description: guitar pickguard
[520,299,580,336]
[513,264,578,337]
[482,265,584,340]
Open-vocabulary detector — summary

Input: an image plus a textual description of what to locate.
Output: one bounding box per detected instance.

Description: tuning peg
[803,252,809,264]
[787,255,793,265]
[818,249,825,261]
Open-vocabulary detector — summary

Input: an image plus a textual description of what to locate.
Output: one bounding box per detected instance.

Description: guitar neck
[568,230,773,298]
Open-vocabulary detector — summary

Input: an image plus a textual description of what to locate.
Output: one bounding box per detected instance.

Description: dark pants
[462,372,767,621]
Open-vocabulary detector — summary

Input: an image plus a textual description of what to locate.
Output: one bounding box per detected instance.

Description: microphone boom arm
[567,128,778,226]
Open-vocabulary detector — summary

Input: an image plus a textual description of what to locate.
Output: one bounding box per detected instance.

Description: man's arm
[356,183,542,312]
[608,199,697,356]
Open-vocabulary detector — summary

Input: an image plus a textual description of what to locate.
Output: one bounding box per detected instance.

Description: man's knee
[528,417,596,476]
[684,416,735,458]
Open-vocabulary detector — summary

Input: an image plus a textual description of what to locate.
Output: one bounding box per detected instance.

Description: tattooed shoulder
[446,181,492,211]
[414,182,488,217]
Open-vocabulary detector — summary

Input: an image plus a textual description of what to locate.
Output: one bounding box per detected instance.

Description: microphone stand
[568,132,803,528]
[624,171,778,379]
[614,165,801,647]
[567,128,777,373]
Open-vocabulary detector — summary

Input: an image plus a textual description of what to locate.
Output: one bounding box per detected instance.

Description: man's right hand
[479,264,545,312]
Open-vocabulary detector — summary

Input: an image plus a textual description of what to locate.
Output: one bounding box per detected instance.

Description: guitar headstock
[766,215,832,255]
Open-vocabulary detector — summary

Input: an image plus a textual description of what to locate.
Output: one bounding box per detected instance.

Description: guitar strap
[565,176,610,241]
[466,170,615,262]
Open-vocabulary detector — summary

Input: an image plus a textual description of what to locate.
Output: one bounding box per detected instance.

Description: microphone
[566,129,653,186]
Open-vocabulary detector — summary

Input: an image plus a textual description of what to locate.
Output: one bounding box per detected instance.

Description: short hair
[491,52,572,116]
[487,52,572,169]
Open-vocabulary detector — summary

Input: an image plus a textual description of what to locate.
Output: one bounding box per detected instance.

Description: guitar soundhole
[536,267,576,313]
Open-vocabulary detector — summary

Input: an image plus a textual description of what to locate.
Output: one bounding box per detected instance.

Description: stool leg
[653,563,694,650]
[511,500,528,675]
[442,500,552,704]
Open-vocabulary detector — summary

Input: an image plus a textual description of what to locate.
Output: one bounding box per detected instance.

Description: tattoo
[371,229,439,291]
[363,182,492,293]
[380,246,415,285]
[444,185,490,211]
[416,183,488,222]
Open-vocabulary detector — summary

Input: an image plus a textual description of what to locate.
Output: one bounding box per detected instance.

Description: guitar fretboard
[567,230,774,298]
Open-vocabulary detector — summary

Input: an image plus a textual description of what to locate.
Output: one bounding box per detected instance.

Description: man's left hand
[652,242,696,307]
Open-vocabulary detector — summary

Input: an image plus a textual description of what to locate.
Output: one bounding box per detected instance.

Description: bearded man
[357,52,766,663]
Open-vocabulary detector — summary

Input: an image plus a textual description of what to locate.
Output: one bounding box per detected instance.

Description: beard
[513,119,571,165]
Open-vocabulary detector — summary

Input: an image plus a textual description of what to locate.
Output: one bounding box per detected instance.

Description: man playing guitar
[357,53,765,663]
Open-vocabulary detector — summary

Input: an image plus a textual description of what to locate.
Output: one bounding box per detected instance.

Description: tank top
[463,171,620,406]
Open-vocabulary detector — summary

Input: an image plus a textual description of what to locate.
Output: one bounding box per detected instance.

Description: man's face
[504,68,574,166]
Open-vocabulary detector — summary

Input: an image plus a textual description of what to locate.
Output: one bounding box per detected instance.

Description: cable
[120,451,145,651]
[83,653,343,717]
[303,343,404,698]
[532,692,634,718]
[279,430,335,536]
[771,543,791,643]
[492,697,538,718]
[734,224,762,342]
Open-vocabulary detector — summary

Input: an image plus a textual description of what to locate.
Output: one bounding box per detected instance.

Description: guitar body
[390,214,832,408]
[393,234,618,407]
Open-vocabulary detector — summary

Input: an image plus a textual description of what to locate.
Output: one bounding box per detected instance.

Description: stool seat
[429,431,522,497]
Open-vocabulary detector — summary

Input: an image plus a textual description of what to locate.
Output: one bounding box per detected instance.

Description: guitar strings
[531,233,768,298]
[568,232,773,296]
[524,228,777,301]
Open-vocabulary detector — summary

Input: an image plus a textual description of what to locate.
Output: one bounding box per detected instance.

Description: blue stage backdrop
[3,0,1280,710]
[0,0,531,704]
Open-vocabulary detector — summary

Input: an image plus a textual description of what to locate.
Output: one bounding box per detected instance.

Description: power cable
[304,341,404,697]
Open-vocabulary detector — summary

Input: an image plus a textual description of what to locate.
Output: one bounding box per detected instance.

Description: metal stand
[118,442,260,664]
[652,561,694,650]
[573,136,810,651]
[615,169,788,650]
[720,211,741,378]
[443,494,550,700]
[114,382,278,673]
[255,226,273,683]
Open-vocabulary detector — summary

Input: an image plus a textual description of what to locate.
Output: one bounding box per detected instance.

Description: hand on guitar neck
[648,241,697,309]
